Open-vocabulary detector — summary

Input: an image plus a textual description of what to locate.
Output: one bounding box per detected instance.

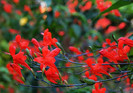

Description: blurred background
[0,0,133,93]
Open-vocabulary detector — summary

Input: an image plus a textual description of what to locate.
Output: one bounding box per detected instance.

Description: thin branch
[57,65,86,69]
[97,72,133,82]
[71,52,93,57]
[18,83,87,88]
[75,69,90,75]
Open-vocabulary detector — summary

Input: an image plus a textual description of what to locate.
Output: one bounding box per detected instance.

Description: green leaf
[72,12,87,23]
[71,24,81,38]
[80,78,95,85]
[97,0,133,18]
[0,67,9,74]
[112,34,118,44]
[56,42,66,55]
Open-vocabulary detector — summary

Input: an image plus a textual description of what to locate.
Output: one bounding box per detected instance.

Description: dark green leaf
[80,78,95,85]
[97,0,133,18]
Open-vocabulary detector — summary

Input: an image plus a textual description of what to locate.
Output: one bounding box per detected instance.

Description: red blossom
[34,46,61,83]
[43,29,58,47]
[69,46,84,61]
[67,0,78,14]
[1,0,7,4]
[79,1,92,12]
[45,68,60,84]
[62,73,69,81]
[13,35,29,50]
[0,84,5,89]
[118,22,126,29]
[86,50,93,57]
[96,0,112,12]
[15,10,22,15]
[96,0,121,16]
[24,5,31,12]
[31,38,40,48]
[9,44,31,70]
[85,58,109,78]
[8,87,15,93]
[7,63,23,77]
[6,63,24,84]
[13,75,24,84]
[24,5,33,16]
[12,51,31,70]
[54,11,60,18]
[100,39,131,63]
[105,26,117,35]
[92,83,106,93]
[95,18,111,29]
[118,37,133,47]
[34,46,60,71]
[85,71,97,81]
[13,0,19,4]
[9,29,19,34]
[111,9,121,17]
[58,31,65,36]
[3,3,12,13]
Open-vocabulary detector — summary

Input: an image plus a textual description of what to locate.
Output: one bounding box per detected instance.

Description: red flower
[100,39,130,63]
[85,71,97,81]
[79,1,92,12]
[92,83,106,93]
[45,67,60,84]
[6,63,24,84]
[31,38,40,48]
[118,22,126,29]
[85,58,109,78]
[9,44,31,70]
[14,35,29,50]
[15,10,22,15]
[3,3,12,13]
[96,0,112,12]
[24,5,31,12]
[118,37,133,47]
[8,87,15,93]
[34,46,61,83]
[97,57,116,73]
[62,73,69,81]
[111,9,121,17]
[0,84,5,89]
[13,52,31,70]
[95,18,111,29]
[125,32,133,38]
[69,46,81,54]
[24,5,33,16]
[58,31,65,36]
[69,46,84,61]
[100,48,118,63]
[43,29,58,47]
[9,29,19,34]
[67,0,78,14]
[34,46,61,71]
[54,11,60,18]
[96,0,121,17]
[1,0,7,4]
[105,26,117,35]
[102,38,117,48]
[6,63,23,77]
[13,75,24,84]
[86,50,93,57]
[13,0,19,4]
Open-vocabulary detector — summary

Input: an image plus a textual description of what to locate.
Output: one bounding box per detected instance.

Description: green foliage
[99,0,133,17]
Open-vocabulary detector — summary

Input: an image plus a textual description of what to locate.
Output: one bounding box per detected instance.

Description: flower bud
[31,38,40,47]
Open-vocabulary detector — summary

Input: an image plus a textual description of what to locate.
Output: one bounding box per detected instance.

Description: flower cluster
[6,29,62,84]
